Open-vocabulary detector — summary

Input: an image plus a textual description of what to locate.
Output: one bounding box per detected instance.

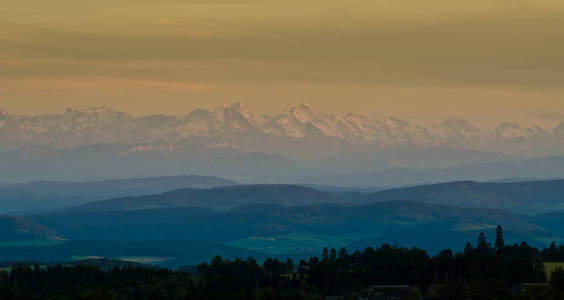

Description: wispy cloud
[1,0,563,125]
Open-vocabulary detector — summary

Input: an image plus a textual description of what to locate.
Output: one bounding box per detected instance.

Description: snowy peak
[439,117,479,133]
[0,110,7,121]
[212,102,266,134]
[287,103,317,123]
[495,122,526,138]
[553,122,564,136]
[381,116,412,129]
[214,102,262,121]
[494,122,548,139]
[2,104,564,157]
[430,117,480,140]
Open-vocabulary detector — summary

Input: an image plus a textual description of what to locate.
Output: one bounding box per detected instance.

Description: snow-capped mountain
[0,103,561,157]
[494,122,549,139]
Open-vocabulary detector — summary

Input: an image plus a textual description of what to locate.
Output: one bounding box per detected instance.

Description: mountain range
[362,180,564,214]
[4,103,564,184]
[67,184,333,212]
[62,179,564,215]
[1,177,563,266]
[2,103,563,157]
[31,201,543,245]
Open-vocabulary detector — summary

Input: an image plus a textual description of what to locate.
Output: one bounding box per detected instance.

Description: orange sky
[1,0,564,129]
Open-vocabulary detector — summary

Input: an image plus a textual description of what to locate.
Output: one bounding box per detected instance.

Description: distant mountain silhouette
[3,103,564,183]
[64,179,564,215]
[0,215,60,242]
[362,179,564,214]
[67,184,334,212]
[1,103,562,156]
[33,200,543,243]
[0,175,236,214]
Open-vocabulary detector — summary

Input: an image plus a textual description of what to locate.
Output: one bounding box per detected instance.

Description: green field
[226,232,375,255]
[545,262,564,280]
[116,257,170,264]
[73,256,169,265]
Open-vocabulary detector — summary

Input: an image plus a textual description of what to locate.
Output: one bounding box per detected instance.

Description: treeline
[1,227,564,299]
[299,229,548,290]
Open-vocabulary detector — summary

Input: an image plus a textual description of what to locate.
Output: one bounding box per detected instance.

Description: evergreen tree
[495,225,505,254]
[477,232,490,253]
[551,267,564,291]
[330,248,337,261]
[322,247,329,260]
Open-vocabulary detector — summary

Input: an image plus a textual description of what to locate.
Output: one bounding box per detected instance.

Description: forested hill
[2,229,564,299]
[64,179,564,215]
[0,175,236,214]
[0,215,60,242]
[362,179,564,214]
[67,184,334,212]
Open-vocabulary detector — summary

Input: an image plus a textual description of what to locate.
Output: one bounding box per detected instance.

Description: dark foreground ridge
[2,228,564,300]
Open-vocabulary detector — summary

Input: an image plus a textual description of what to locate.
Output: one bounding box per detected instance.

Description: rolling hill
[67,184,335,212]
[31,201,543,247]
[0,240,263,269]
[0,175,236,214]
[0,215,61,245]
[361,179,564,214]
[66,179,564,215]
[527,213,564,237]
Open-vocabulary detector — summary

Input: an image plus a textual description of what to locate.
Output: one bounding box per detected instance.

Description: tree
[551,267,564,291]
[285,259,294,273]
[330,248,337,261]
[548,241,559,260]
[495,225,504,254]
[338,248,348,260]
[464,242,474,255]
[477,232,490,253]
[322,247,329,260]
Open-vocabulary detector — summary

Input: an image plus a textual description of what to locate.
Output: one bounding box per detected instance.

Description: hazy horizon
[2,101,563,131]
[2,0,564,129]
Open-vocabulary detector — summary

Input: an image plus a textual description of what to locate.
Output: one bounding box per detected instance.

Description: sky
[1,0,564,128]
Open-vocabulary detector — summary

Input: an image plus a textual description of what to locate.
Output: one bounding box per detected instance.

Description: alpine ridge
[1,103,562,157]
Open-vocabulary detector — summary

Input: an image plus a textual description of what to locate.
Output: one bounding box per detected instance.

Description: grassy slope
[0,240,264,269]
[545,262,564,280]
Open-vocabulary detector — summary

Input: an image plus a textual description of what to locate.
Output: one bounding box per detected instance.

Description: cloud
[1,0,564,125]
[0,77,209,94]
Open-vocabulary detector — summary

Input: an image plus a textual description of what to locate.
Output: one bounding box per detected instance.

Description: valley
[2,176,564,268]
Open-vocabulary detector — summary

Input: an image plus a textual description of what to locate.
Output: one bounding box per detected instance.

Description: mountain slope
[0,141,294,183]
[33,200,543,243]
[362,179,564,214]
[1,103,562,156]
[527,213,564,237]
[0,175,237,214]
[4,103,564,185]
[0,215,60,243]
[67,184,335,212]
[0,240,263,269]
[64,178,564,215]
